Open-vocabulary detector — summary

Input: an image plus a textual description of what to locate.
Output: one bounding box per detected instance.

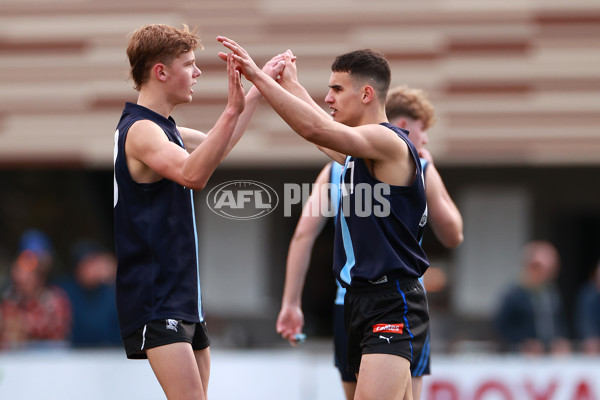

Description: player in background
[276,86,463,399]
[113,24,284,400]
[386,86,463,250]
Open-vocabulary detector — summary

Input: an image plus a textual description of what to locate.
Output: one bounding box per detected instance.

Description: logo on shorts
[379,335,392,344]
[166,319,179,332]
[373,323,404,334]
[368,275,388,285]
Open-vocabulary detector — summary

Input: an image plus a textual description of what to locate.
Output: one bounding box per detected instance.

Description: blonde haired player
[113,24,284,400]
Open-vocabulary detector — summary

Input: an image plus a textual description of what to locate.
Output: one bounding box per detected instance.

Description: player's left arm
[178,52,286,157]
[423,151,463,248]
[277,164,332,345]
[177,86,261,156]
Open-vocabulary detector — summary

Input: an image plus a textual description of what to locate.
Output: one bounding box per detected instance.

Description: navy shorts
[344,277,430,376]
[123,319,210,359]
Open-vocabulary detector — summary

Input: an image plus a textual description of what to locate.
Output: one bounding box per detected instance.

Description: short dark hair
[331,49,391,103]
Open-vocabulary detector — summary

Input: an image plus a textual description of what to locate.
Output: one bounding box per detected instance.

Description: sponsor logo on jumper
[379,335,392,344]
[373,323,404,334]
[166,319,179,332]
[369,275,388,285]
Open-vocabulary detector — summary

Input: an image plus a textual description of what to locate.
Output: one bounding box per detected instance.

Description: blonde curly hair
[385,86,436,131]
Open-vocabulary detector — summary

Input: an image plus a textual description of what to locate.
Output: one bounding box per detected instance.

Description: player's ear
[362,86,374,104]
[394,118,408,129]
[153,63,168,82]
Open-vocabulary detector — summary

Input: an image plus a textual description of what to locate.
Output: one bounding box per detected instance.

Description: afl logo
[206,180,279,220]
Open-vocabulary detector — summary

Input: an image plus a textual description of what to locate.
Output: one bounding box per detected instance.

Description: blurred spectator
[575,259,600,354]
[0,229,72,350]
[494,241,571,355]
[59,240,121,348]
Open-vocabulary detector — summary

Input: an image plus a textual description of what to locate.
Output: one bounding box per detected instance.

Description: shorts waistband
[346,274,420,294]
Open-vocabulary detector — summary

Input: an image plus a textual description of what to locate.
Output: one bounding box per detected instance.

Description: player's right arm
[276,163,332,345]
[125,54,244,190]
[278,50,332,120]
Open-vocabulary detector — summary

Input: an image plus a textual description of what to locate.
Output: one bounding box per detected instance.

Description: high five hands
[217,36,296,84]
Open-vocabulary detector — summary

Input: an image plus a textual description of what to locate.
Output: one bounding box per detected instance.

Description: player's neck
[136,87,175,119]
[358,106,388,126]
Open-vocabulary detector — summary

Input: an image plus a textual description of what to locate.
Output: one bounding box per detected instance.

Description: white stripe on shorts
[140,324,147,350]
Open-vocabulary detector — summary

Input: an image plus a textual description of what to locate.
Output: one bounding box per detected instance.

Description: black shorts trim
[123,319,210,359]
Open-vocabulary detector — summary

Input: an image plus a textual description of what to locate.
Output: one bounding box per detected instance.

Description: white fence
[0,348,598,400]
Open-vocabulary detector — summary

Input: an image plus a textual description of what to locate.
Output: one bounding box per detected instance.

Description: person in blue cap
[0,229,72,349]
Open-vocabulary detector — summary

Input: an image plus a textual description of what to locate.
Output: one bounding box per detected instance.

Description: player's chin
[185,88,195,101]
[332,115,345,124]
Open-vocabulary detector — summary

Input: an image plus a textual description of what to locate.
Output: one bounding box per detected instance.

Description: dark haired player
[220,37,430,400]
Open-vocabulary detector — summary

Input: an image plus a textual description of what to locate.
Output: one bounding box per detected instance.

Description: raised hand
[226,52,245,114]
[217,36,262,81]
[261,53,286,81]
[278,50,298,88]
